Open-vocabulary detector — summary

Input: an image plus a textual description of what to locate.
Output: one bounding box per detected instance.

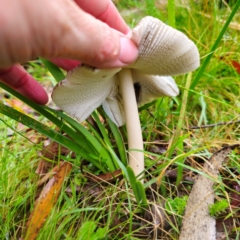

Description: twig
[187,120,240,130]
[179,145,239,240]
[199,12,240,31]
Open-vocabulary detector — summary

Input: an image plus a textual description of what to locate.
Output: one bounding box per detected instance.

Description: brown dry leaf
[231,60,240,74]
[230,183,240,208]
[4,97,33,114]
[84,169,122,183]
[37,162,64,187]
[216,216,235,233]
[65,182,103,197]
[35,159,54,175]
[24,128,45,144]
[36,140,75,175]
[41,140,73,160]
[179,146,233,240]
[24,161,72,240]
[216,231,235,240]
[143,201,171,239]
[147,144,168,155]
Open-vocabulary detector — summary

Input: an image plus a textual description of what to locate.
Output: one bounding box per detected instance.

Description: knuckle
[94,25,120,63]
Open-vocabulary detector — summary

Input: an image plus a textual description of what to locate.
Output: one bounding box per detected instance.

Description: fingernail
[118,37,138,64]
[100,37,138,68]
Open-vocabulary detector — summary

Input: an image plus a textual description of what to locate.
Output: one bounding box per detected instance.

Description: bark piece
[24,162,72,240]
[179,147,232,240]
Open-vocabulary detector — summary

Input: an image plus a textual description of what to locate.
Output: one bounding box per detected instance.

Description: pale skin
[0,0,138,104]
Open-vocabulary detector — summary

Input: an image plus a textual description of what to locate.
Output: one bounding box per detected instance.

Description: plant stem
[190,0,240,90]
[118,69,144,180]
[167,73,192,159]
[168,0,175,28]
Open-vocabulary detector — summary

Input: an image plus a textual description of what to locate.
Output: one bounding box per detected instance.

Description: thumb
[40,0,138,68]
[0,0,138,69]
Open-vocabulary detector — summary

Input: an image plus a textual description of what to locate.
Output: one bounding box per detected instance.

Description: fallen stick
[179,146,236,240]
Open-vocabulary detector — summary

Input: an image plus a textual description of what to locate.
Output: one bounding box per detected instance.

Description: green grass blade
[0,82,69,130]
[107,119,128,166]
[0,83,97,156]
[40,58,65,82]
[138,100,157,112]
[0,104,107,171]
[46,107,102,154]
[175,135,188,186]
[91,111,112,147]
[107,145,129,181]
[164,72,191,187]
[86,112,118,171]
[101,110,128,166]
[0,104,82,159]
[47,108,117,169]
[190,0,240,90]
[168,0,175,27]
[0,82,111,171]
[127,166,148,210]
[86,116,115,168]
[135,181,148,209]
[145,0,159,18]
[127,166,137,187]
[167,73,192,158]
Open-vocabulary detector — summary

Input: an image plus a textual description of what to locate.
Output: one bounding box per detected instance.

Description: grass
[0,0,240,239]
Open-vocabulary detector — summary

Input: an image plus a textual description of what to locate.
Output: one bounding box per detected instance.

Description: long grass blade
[190,0,240,90]
[145,0,159,18]
[167,73,192,158]
[101,110,128,166]
[40,58,65,82]
[46,107,102,154]
[168,0,175,27]
[0,103,108,171]
[25,162,72,240]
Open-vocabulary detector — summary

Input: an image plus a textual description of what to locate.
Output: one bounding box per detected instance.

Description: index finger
[0,65,49,105]
[74,0,129,34]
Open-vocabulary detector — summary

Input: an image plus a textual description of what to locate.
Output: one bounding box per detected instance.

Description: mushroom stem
[118,68,144,180]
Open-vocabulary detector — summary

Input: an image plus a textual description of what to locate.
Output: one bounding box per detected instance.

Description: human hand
[0,0,138,104]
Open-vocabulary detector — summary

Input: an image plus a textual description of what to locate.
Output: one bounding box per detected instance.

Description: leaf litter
[24,161,72,240]
[20,132,240,240]
[1,1,240,237]
[179,145,239,240]
[2,90,239,239]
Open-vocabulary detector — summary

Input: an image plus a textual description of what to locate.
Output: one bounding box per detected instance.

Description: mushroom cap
[128,16,200,76]
[51,16,200,126]
[52,65,121,122]
[52,64,179,126]
[131,70,179,104]
[102,70,179,126]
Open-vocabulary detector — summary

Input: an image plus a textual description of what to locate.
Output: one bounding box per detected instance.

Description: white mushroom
[52,16,200,178]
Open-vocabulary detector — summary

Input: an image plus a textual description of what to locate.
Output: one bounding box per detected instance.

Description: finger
[52,0,137,68]
[0,65,49,105]
[75,0,129,34]
[50,58,80,71]
[0,0,138,68]
[51,0,129,71]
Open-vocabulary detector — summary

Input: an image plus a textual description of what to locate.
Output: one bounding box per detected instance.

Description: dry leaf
[143,201,171,238]
[230,182,240,208]
[37,162,64,187]
[84,169,122,183]
[231,60,240,74]
[179,147,232,240]
[24,162,72,240]
[36,139,75,175]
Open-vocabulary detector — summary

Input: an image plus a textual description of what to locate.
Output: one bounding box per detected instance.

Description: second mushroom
[52,16,200,179]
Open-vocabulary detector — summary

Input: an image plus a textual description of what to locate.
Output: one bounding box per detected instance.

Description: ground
[0,1,240,239]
